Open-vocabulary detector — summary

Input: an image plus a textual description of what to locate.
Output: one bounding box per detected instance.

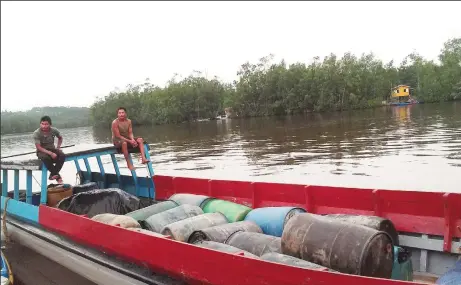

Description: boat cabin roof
[0,144,117,171]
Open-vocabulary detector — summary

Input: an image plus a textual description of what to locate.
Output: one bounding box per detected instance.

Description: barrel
[188,221,263,244]
[244,207,306,237]
[225,231,282,257]
[193,240,259,259]
[160,213,229,242]
[281,213,394,278]
[47,184,73,207]
[261,252,331,271]
[126,227,168,238]
[125,200,179,221]
[169,193,214,207]
[325,214,399,245]
[144,204,204,233]
[91,213,141,228]
[202,199,252,222]
[436,259,461,285]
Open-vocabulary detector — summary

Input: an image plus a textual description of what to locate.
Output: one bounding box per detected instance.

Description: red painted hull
[38,175,461,285]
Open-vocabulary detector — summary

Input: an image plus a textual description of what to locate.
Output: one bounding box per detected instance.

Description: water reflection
[1,102,460,193]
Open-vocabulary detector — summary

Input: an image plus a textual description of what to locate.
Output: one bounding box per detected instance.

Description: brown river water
[1,102,460,193]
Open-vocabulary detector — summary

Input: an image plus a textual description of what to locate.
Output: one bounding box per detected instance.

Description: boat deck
[3,242,96,285]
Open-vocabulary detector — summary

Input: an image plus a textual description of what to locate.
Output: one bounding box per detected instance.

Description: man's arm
[112,120,131,143]
[53,128,63,149]
[128,120,135,140]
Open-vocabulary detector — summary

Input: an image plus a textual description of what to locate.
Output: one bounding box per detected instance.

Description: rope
[1,197,11,244]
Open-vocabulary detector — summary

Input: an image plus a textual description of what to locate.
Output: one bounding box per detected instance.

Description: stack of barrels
[93,193,401,279]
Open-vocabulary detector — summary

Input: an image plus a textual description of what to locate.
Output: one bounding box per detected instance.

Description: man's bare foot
[141,158,149,164]
[50,175,59,181]
[57,178,63,184]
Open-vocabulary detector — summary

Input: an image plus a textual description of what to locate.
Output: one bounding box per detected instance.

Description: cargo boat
[1,143,460,285]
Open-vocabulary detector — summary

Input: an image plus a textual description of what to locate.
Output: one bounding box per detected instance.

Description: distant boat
[388,85,421,106]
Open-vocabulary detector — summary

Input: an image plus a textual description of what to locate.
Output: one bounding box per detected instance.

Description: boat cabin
[391,85,411,98]
[1,143,460,285]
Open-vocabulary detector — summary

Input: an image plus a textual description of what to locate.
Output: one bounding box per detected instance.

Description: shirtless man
[111,107,149,170]
[33,116,65,183]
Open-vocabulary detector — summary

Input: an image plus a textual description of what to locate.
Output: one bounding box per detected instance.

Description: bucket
[143,204,204,233]
[261,252,331,271]
[201,199,252,222]
[281,213,394,278]
[160,213,229,242]
[125,200,179,221]
[325,214,399,245]
[47,184,73,207]
[225,231,282,257]
[188,220,262,244]
[91,213,141,228]
[169,193,214,207]
[193,240,259,259]
[244,207,306,237]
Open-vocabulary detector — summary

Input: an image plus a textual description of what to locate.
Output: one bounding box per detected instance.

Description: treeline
[90,37,461,127]
[1,106,90,135]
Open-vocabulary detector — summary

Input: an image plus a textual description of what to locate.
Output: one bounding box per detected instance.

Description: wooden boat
[1,143,460,285]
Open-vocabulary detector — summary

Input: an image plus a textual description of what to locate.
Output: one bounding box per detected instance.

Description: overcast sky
[1,1,460,112]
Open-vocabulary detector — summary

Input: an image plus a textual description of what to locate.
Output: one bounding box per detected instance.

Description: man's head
[40,116,52,131]
[117,107,127,120]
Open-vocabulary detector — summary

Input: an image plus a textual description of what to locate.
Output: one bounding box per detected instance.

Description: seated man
[111,107,149,170]
[33,116,65,183]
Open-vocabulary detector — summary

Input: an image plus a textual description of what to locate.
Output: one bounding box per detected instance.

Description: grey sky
[1,1,460,112]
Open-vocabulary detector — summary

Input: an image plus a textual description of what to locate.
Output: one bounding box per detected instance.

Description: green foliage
[90,38,461,127]
[1,106,90,135]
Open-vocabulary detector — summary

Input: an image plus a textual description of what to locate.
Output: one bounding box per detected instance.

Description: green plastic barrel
[125,200,179,221]
[201,199,252,222]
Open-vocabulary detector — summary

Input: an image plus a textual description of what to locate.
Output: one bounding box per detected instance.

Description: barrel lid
[360,231,394,278]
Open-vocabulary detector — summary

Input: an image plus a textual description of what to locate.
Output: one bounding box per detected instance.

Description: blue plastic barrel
[244,207,306,237]
[436,259,461,285]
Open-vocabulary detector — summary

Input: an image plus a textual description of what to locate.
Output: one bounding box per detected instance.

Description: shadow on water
[1,102,460,192]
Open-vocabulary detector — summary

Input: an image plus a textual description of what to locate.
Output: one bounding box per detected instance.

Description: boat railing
[0,143,156,206]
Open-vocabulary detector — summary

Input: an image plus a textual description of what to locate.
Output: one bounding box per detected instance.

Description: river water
[1,102,460,193]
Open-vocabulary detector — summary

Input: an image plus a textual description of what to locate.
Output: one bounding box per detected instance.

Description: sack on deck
[56,188,148,218]
[91,213,141,228]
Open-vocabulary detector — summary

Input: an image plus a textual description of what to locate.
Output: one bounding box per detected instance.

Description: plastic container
[244,207,305,237]
[188,220,262,244]
[201,199,252,222]
[193,240,259,259]
[143,204,204,233]
[47,184,73,207]
[225,231,282,257]
[261,252,331,271]
[169,193,214,207]
[160,213,228,242]
[125,200,179,221]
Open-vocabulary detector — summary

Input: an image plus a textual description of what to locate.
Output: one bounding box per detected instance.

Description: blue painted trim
[74,160,82,173]
[96,155,106,188]
[64,150,116,162]
[127,154,139,196]
[1,196,39,224]
[144,144,156,199]
[2,169,8,197]
[83,158,92,182]
[13,169,20,200]
[40,166,48,204]
[110,154,122,187]
[26,170,33,204]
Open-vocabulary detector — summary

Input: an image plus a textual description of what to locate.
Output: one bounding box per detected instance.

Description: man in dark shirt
[33,116,65,183]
